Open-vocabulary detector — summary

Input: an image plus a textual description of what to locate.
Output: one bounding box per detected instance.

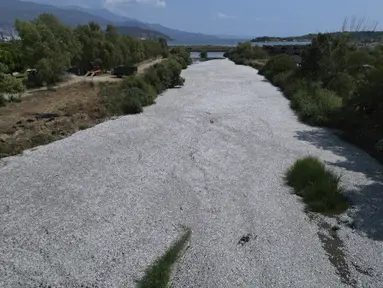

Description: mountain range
[0,0,224,42]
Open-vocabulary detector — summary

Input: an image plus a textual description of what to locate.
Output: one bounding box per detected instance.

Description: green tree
[15,14,76,85]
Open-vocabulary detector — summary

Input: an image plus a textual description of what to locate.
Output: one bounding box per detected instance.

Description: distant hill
[0,0,110,26]
[21,0,226,43]
[3,0,236,42]
[116,26,171,40]
[251,36,312,43]
[62,5,142,26]
[144,23,221,43]
[0,0,170,39]
[251,31,383,43]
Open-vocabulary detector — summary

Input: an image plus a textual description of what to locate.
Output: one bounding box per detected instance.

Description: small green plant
[137,228,191,288]
[285,156,349,215]
[78,124,89,130]
[30,133,56,146]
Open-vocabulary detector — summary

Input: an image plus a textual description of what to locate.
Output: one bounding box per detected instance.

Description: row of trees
[0,13,169,102]
[227,35,383,161]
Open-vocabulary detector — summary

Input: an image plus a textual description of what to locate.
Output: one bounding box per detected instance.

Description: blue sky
[103,0,382,37]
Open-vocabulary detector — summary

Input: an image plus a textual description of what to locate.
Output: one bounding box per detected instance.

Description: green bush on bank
[285,156,349,215]
[259,54,296,79]
[169,47,192,67]
[324,72,356,99]
[200,49,208,59]
[101,53,190,116]
[290,87,342,126]
[272,70,294,90]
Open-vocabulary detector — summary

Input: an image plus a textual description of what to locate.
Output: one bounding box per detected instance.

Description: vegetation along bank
[225,35,383,164]
[0,13,192,158]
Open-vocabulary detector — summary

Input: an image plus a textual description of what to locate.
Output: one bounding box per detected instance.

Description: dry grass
[247,59,268,69]
[0,81,112,158]
[0,57,169,158]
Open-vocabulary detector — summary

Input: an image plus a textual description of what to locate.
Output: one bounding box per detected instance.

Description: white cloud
[217,12,235,19]
[104,0,166,8]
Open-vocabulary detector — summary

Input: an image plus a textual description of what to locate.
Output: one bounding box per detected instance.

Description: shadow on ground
[294,129,383,241]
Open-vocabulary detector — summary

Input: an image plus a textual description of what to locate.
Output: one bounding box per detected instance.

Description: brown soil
[0,82,111,158]
[0,58,164,158]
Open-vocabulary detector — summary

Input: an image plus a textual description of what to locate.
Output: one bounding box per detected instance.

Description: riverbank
[0,53,190,158]
[227,37,383,167]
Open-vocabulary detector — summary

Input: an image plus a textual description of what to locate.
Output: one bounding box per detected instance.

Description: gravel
[0,59,382,288]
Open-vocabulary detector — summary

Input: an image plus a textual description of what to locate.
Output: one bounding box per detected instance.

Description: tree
[15,14,76,85]
[200,49,208,59]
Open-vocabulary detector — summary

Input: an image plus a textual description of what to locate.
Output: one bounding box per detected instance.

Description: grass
[78,124,89,130]
[285,156,349,215]
[136,228,191,288]
[289,87,342,127]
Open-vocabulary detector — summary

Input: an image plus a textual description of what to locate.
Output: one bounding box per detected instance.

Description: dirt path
[0,60,382,288]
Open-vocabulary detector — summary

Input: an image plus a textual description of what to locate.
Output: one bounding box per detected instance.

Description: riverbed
[0,59,382,288]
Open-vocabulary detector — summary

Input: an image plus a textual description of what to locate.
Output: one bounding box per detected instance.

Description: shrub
[30,133,55,146]
[9,94,22,103]
[3,75,25,93]
[102,57,187,116]
[285,156,349,215]
[283,80,301,99]
[170,55,188,69]
[272,71,294,90]
[259,54,296,79]
[154,63,173,91]
[121,76,156,106]
[144,67,164,93]
[105,87,144,115]
[325,72,356,99]
[78,124,89,130]
[290,87,342,126]
[200,49,208,59]
[120,88,144,114]
[165,59,183,87]
[169,47,192,66]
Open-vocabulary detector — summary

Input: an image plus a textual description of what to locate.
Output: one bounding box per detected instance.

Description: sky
[31,0,383,37]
